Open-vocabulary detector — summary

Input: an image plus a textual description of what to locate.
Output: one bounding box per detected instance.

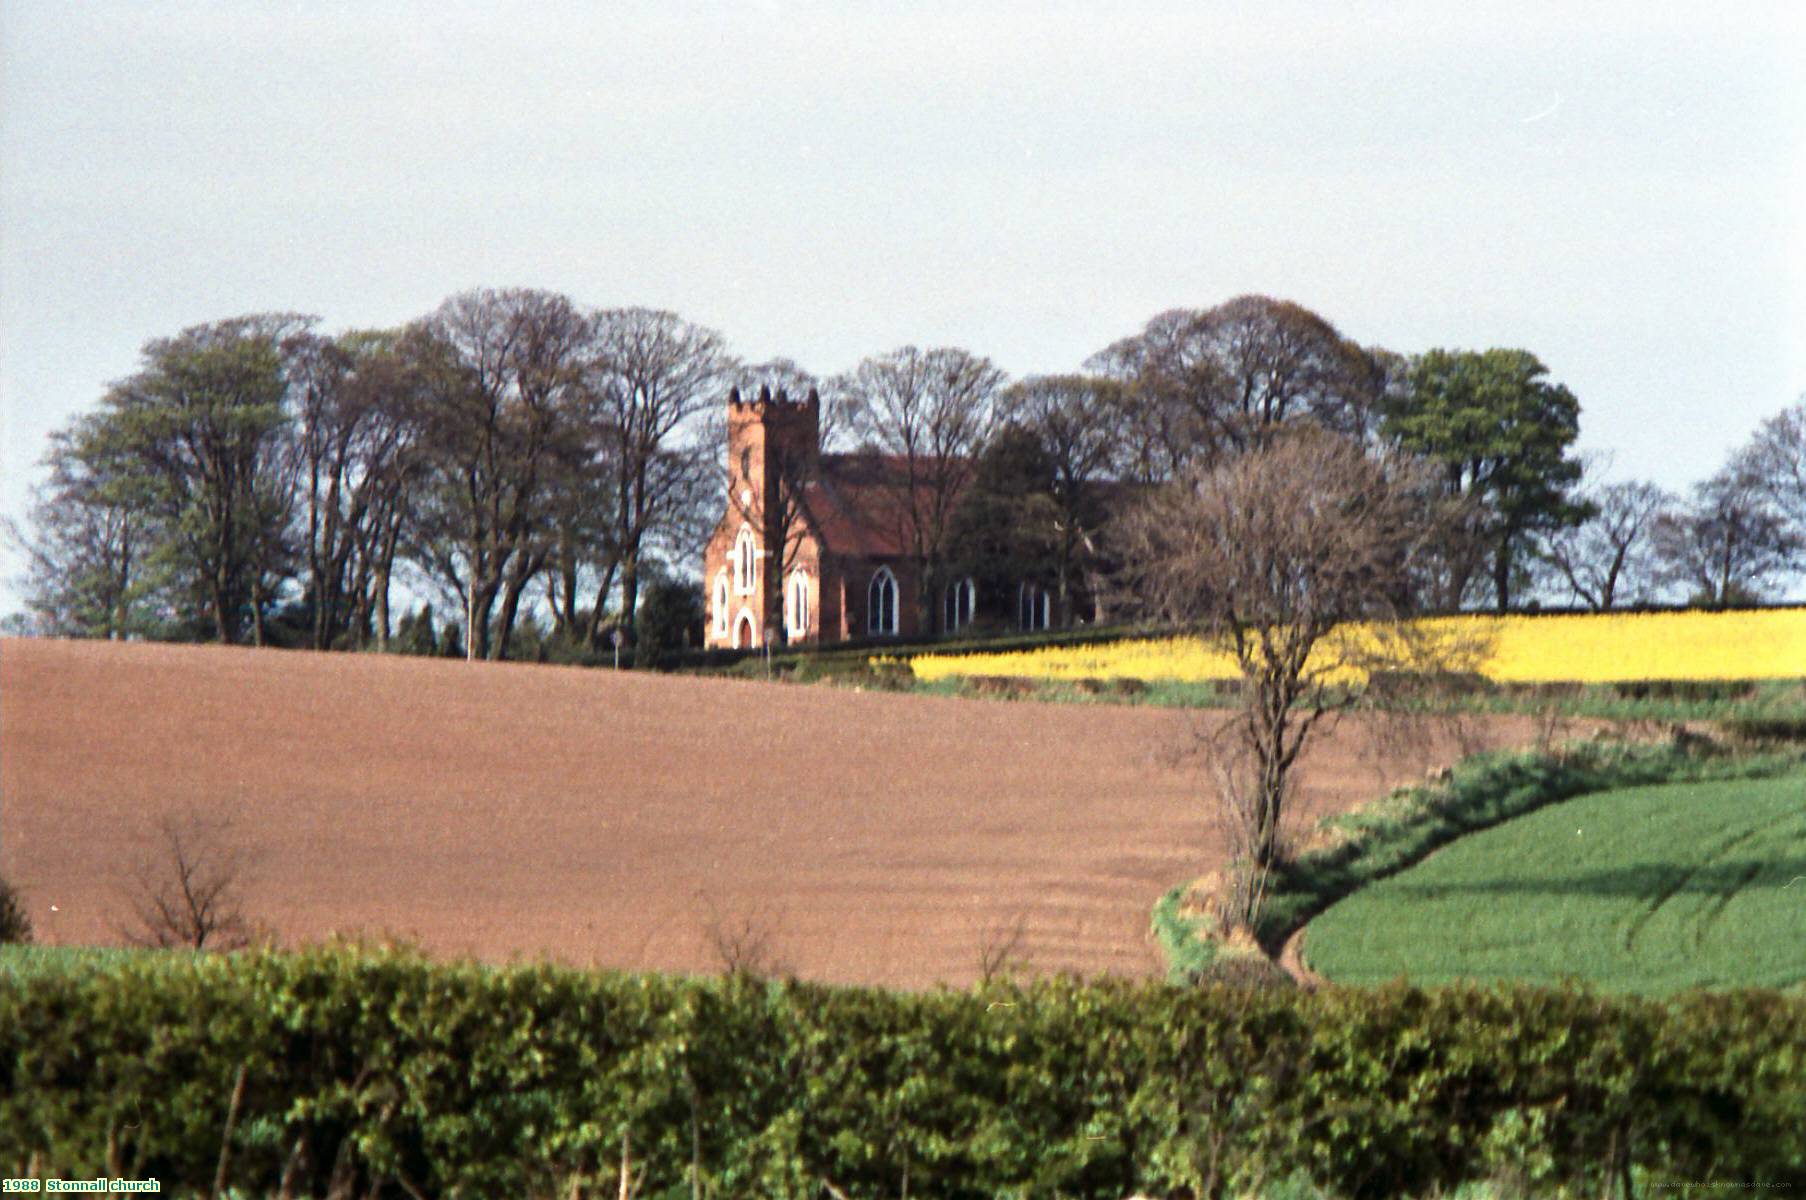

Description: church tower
[714,385,820,648]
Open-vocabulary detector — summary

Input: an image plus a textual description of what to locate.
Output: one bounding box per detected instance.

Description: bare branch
[119,811,260,951]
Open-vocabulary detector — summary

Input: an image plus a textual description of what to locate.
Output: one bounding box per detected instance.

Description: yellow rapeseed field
[898,608,1806,685]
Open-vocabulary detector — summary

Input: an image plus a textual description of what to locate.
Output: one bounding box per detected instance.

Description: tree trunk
[468,576,500,661]
[250,578,267,647]
[583,560,620,650]
[1492,532,1513,613]
[492,554,544,661]
[619,552,641,648]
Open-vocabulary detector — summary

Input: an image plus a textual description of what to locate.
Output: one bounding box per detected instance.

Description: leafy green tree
[91,315,307,643]
[4,414,162,638]
[1384,348,1589,611]
[394,604,441,656]
[636,572,706,661]
[945,425,1062,615]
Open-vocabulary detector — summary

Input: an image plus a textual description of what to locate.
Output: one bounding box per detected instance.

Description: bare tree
[1085,308,1220,482]
[285,329,422,650]
[697,893,790,980]
[1113,427,1453,930]
[401,289,594,660]
[843,345,1005,625]
[1542,475,1671,610]
[1085,296,1376,478]
[1740,396,1806,568]
[975,911,1030,984]
[587,308,734,649]
[1652,462,1800,607]
[121,812,259,951]
[999,374,1121,624]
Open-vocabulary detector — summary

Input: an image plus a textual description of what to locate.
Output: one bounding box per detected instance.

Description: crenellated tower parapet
[718,384,824,647]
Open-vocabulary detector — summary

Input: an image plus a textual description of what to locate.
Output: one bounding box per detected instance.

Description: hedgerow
[2,947,1803,1197]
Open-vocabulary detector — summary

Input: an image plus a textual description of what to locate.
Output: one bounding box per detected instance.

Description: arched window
[1018,582,1051,632]
[867,567,898,636]
[786,569,812,640]
[712,570,730,638]
[943,576,976,633]
[734,526,757,594]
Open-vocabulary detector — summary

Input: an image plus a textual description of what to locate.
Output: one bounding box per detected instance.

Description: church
[701,386,1063,650]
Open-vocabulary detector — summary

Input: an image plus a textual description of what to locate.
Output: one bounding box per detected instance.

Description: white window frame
[786,569,812,640]
[944,576,976,633]
[868,566,899,636]
[712,570,730,638]
[734,526,758,594]
[1018,581,1051,632]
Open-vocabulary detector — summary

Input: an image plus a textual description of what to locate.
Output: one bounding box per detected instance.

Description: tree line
[9,290,1803,657]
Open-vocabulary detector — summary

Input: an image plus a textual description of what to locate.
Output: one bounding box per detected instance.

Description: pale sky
[3,2,1802,613]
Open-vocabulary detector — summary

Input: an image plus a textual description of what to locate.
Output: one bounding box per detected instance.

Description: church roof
[801,452,948,560]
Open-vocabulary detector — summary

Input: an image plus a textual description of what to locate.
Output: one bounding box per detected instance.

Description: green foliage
[1386,347,1589,610]
[1723,715,1806,743]
[945,424,1063,592]
[391,603,440,656]
[1,947,1802,1196]
[93,316,304,644]
[437,619,465,659]
[636,576,706,662]
[1373,675,1806,725]
[0,878,31,945]
[1150,884,1218,984]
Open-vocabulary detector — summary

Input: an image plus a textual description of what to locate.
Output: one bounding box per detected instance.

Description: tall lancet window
[868,567,898,636]
[712,570,730,638]
[786,570,812,639]
[734,526,757,594]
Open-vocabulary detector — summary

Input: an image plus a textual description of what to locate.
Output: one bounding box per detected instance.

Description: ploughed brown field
[2,638,1546,988]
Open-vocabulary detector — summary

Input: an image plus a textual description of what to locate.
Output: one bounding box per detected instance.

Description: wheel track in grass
[1620,818,1771,955]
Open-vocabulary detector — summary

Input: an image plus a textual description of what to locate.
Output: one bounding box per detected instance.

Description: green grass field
[0,943,154,978]
[1306,773,1806,994]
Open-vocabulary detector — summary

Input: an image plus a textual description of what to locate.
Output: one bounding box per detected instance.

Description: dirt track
[1,639,1544,988]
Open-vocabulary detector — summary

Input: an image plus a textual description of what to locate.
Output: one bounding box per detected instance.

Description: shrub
[0,950,1801,1196]
[0,877,30,944]
[1724,716,1806,744]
